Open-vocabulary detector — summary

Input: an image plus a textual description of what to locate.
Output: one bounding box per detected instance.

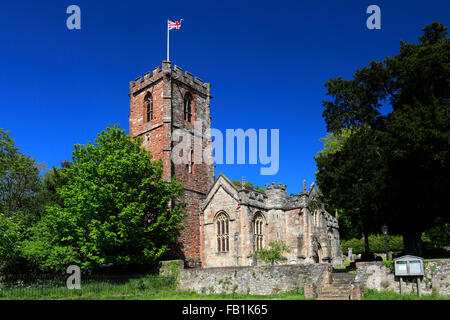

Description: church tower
[129,61,215,267]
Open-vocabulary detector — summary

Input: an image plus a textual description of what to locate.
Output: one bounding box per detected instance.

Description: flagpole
[167,20,170,61]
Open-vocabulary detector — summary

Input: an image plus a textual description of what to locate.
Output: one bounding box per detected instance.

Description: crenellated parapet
[264,182,287,191]
[238,187,267,206]
[129,61,212,98]
[201,173,344,268]
[264,183,288,208]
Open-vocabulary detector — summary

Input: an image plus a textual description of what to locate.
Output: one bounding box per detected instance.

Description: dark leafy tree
[316,126,388,253]
[317,22,450,256]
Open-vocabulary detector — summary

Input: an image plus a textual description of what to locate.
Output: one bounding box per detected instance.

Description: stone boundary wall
[355,260,450,296]
[164,261,332,295]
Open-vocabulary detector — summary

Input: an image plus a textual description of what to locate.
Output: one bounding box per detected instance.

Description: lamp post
[382,225,389,260]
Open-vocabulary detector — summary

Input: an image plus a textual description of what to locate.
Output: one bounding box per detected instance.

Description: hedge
[341,235,404,255]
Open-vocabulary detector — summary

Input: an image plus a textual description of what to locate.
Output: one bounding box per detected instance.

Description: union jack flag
[168,20,182,30]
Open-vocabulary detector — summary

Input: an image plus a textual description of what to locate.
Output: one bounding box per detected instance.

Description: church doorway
[313,243,323,263]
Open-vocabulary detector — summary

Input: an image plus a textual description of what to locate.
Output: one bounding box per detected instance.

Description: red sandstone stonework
[129,61,215,267]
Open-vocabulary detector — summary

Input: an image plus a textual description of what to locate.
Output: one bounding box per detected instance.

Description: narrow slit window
[188,149,194,174]
[216,213,230,253]
[184,93,192,123]
[145,93,153,122]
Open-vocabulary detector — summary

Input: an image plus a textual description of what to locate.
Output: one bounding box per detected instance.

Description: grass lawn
[2,273,449,300]
[0,274,307,300]
[362,289,450,300]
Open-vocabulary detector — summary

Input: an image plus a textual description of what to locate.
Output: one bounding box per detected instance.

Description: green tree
[315,128,352,159]
[0,213,22,272]
[0,129,45,272]
[252,240,290,265]
[0,129,43,221]
[315,129,361,241]
[0,129,18,184]
[300,129,363,242]
[421,218,450,248]
[40,161,71,206]
[317,22,450,256]
[316,125,388,253]
[22,125,186,272]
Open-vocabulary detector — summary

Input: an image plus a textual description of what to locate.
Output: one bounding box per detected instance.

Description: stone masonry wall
[355,260,450,296]
[202,186,240,268]
[176,263,332,295]
[129,61,214,265]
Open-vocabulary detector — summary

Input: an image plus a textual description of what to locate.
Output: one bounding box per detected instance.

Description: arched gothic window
[145,93,153,122]
[184,93,192,123]
[254,214,264,251]
[216,213,229,252]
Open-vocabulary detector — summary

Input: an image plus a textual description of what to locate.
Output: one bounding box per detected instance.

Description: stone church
[129,61,344,268]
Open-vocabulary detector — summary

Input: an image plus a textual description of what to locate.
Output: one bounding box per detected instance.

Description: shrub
[252,240,290,265]
[244,182,254,190]
[254,187,266,194]
[341,235,404,255]
[231,180,242,187]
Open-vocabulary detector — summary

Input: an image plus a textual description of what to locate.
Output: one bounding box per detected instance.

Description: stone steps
[320,292,351,297]
[332,273,356,281]
[315,272,356,300]
[320,285,351,293]
[331,279,353,285]
[316,295,351,300]
[318,286,351,300]
[320,285,351,292]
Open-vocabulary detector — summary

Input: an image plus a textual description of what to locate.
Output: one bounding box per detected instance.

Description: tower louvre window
[184,92,192,123]
[145,93,153,122]
[216,213,229,252]
[188,149,194,174]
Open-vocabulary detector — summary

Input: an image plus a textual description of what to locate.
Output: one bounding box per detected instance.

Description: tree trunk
[402,231,424,257]
[363,233,370,253]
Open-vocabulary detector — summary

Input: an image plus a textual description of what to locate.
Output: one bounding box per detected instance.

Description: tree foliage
[40,161,71,207]
[315,128,353,159]
[252,240,290,265]
[0,213,22,272]
[231,180,266,193]
[341,235,404,255]
[421,218,450,248]
[316,22,450,256]
[22,125,186,272]
[0,128,43,221]
[0,128,44,272]
[316,125,388,252]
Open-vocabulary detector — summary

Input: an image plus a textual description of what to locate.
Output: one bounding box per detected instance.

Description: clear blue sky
[1,0,448,194]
